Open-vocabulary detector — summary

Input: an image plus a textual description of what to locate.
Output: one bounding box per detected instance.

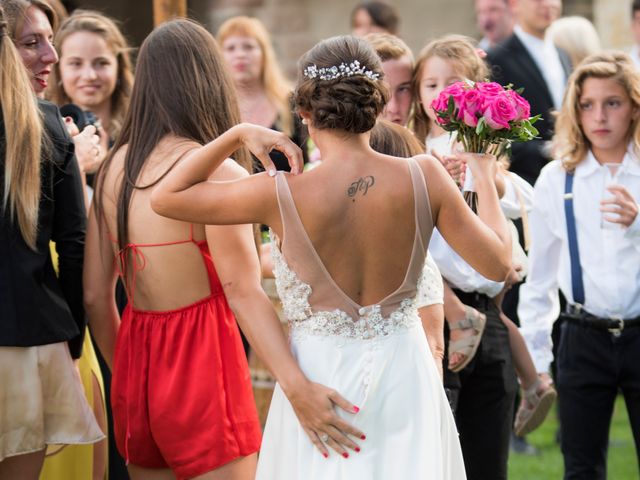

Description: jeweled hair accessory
[303,60,380,81]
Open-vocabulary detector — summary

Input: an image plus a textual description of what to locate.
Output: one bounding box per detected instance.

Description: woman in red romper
[83,20,261,479]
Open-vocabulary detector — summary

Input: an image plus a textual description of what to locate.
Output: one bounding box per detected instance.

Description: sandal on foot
[514,378,557,437]
[447,306,487,373]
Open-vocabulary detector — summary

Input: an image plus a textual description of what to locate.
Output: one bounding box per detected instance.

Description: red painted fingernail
[342,452,349,458]
[360,435,366,440]
[355,447,361,453]
[323,452,329,458]
[64,117,71,123]
[353,406,360,413]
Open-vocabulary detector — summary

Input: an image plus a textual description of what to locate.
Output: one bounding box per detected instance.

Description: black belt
[562,305,640,336]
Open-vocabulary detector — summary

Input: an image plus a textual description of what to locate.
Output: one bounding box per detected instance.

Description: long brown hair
[217,16,293,136]
[370,119,425,157]
[95,19,248,252]
[553,51,640,172]
[0,1,45,249]
[47,10,134,140]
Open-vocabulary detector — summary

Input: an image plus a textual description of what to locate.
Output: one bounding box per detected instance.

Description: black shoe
[510,432,539,456]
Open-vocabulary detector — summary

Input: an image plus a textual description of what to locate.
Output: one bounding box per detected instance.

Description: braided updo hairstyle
[294,35,389,134]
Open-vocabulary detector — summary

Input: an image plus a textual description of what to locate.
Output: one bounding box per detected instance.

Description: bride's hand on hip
[237,123,303,176]
[287,379,365,458]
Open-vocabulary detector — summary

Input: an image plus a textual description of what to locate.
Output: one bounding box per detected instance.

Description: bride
[152,35,511,479]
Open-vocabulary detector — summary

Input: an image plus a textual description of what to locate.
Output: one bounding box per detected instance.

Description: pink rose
[476,82,504,98]
[442,82,467,109]
[431,91,449,114]
[457,89,483,127]
[506,90,531,121]
[482,92,518,130]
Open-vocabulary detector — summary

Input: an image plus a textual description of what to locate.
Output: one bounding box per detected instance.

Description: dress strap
[116,224,198,303]
[274,172,309,247]
[407,157,434,257]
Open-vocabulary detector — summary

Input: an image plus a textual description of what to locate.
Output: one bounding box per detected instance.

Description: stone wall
[73,0,636,79]
[593,0,634,50]
[188,0,601,78]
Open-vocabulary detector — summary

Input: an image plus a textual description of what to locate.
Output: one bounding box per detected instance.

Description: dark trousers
[445,292,518,480]
[557,321,640,480]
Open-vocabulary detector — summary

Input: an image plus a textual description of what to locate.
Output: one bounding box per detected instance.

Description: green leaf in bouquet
[522,120,539,137]
[475,117,487,136]
[528,114,542,125]
[447,95,456,117]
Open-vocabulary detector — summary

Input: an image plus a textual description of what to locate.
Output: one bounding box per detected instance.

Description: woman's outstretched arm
[419,153,512,282]
[151,124,303,228]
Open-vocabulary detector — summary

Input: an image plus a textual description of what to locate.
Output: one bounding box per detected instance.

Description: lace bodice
[271,236,422,340]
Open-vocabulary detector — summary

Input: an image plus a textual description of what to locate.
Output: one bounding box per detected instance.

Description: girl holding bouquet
[518,52,640,479]
[410,34,555,479]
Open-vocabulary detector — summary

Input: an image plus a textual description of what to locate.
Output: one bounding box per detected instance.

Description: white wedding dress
[256,160,466,480]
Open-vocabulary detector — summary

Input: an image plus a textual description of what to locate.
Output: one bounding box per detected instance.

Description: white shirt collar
[576,142,640,177]
[514,24,553,52]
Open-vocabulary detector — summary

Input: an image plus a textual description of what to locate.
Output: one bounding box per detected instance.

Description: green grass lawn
[508,396,639,479]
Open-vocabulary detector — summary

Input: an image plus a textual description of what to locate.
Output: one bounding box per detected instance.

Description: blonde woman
[218,16,306,172]
[0,1,103,478]
[546,16,601,68]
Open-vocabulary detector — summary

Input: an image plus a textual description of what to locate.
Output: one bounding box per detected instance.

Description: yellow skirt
[40,243,108,479]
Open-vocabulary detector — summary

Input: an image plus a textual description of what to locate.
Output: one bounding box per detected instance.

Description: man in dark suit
[487,0,570,186]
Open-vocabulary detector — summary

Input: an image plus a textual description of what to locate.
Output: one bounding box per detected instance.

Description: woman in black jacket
[0,1,102,478]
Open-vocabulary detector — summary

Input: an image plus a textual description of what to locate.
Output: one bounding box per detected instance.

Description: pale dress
[255,159,466,480]
[0,342,104,461]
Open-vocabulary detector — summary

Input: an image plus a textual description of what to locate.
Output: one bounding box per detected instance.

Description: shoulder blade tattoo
[347,176,375,199]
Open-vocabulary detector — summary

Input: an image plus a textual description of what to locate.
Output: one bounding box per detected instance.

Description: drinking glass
[601,163,625,229]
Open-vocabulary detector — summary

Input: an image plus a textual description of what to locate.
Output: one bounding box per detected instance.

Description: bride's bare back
[274,151,431,317]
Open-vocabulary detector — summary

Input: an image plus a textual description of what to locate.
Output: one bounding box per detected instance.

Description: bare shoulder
[412,154,449,187]
[207,157,250,181]
[412,153,441,172]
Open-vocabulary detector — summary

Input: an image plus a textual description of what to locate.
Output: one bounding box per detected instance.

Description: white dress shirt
[426,134,534,297]
[514,24,566,110]
[519,146,640,373]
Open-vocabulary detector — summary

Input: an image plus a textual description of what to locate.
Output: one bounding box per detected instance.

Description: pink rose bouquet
[431,80,539,211]
[432,80,539,155]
